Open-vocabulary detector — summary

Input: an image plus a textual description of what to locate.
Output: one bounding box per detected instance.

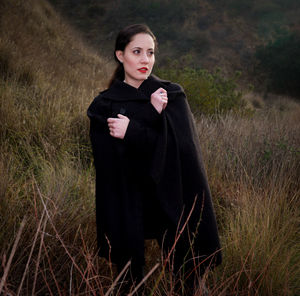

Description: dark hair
[108,24,157,87]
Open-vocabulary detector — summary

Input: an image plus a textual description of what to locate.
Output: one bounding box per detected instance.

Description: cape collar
[100,74,172,101]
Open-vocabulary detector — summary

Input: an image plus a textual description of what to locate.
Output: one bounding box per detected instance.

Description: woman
[87,24,222,295]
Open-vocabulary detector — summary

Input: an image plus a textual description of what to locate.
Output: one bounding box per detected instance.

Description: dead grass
[196,102,300,295]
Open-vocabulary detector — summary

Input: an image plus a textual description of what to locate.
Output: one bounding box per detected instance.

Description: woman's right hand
[150,88,168,114]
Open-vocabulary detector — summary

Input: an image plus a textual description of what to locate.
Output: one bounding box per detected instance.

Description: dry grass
[0,0,299,295]
[196,103,300,295]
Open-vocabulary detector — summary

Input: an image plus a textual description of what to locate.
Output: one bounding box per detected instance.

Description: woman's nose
[141,53,149,63]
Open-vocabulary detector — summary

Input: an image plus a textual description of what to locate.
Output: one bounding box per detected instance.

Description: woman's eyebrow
[130,46,154,50]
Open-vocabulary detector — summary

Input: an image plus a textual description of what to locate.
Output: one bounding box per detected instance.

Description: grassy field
[0,0,299,295]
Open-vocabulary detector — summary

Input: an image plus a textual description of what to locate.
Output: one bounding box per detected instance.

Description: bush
[255,32,300,97]
[175,31,211,56]
[227,0,253,17]
[252,1,281,19]
[156,65,248,115]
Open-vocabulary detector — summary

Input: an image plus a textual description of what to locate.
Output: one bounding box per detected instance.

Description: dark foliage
[48,0,300,94]
[255,32,300,97]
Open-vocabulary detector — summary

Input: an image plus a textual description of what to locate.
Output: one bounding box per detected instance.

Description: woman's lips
[138,67,148,73]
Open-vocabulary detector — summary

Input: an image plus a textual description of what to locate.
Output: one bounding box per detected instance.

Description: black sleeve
[87,95,110,132]
[136,102,162,128]
[87,97,109,171]
[123,102,163,150]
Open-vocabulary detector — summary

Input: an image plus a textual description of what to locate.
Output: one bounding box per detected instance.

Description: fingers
[107,118,120,133]
[107,114,127,125]
[107,114,128,121]
[158,88,168,99]
[150,88,169,113]
[107,115,129,139]
[107,117,116,124]
[107,120,119,137]
[155,87,167,95]
[154,88,168,101]
[160,91,168,107]
[107,118,116,130]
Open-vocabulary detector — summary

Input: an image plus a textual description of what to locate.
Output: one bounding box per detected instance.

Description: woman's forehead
[128,33,155,49]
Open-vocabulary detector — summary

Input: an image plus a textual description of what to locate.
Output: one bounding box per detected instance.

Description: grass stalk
[0,216,27,294]
[35,180,96,295]
[104,260,131,296]
[16,209,46,295]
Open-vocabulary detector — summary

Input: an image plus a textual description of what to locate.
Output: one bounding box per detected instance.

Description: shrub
[252,1,281,19]
[156,65,249,115]
[175,31,211,56]
[227,0,253,17]
[255,32,300,97]
[86,5,105,18]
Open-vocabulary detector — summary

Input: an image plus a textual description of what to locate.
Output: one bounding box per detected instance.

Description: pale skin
[107,33,168,139]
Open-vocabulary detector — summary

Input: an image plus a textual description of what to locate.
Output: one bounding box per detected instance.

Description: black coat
[87,75,222,268]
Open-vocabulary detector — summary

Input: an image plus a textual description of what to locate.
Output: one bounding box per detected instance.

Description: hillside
[0,0,108,292]
[49,0,300,77]
[0,0,107,163]
[0,0,299,295]
[0,0,107,89]
[0,0,105,267]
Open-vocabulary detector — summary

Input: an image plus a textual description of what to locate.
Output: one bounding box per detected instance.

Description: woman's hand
[107,114,130,139]
[150,88,168,114]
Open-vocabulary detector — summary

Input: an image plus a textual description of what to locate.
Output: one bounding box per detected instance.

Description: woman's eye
[148,51,154,56]
[133,50,140,54]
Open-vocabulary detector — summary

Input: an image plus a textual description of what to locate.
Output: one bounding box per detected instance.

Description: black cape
[87,75,222,268]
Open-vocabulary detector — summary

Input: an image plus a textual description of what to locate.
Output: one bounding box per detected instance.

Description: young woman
[87,24,222,295]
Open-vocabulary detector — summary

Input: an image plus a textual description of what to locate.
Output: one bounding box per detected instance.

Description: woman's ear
[115,50,124,63]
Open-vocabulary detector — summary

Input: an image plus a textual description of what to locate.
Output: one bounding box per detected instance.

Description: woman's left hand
[107,114,130,139]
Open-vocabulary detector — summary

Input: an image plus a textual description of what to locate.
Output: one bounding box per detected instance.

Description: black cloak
[87,75,222,269]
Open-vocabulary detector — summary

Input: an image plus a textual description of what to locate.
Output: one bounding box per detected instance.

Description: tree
[255,32,300,98]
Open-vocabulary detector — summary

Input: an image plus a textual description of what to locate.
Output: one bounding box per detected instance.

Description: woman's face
[116,33,155,88]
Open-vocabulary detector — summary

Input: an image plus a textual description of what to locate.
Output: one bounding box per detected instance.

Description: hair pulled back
[108,24,157,87]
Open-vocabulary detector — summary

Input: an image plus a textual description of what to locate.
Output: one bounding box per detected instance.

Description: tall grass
[1,0,299,295]
[0,1,108,293]
[1,96,299,295]
[196,102,300,295]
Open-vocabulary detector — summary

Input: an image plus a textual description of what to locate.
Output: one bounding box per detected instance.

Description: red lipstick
[138,67,148,73]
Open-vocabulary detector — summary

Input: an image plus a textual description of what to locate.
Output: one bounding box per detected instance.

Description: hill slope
[0,0,105,250]
[0,0,107,90]
[0,0,107,292]
[48,0,300,76]
[0,0,107,160]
